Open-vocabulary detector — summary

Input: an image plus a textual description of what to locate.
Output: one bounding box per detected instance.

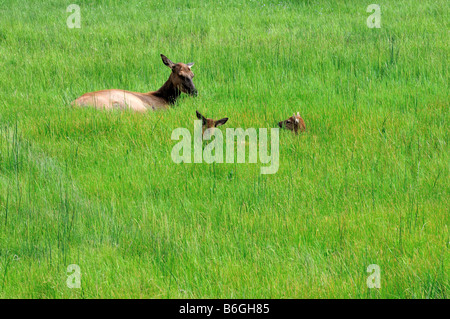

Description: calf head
[196,110,228,136]
[278,112,306,134]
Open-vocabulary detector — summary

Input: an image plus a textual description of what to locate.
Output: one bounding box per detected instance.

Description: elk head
[278,112,306,134]
[196,110,228,136]
[161,54,197,96]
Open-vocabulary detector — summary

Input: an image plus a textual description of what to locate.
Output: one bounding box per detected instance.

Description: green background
[0,0,448,298]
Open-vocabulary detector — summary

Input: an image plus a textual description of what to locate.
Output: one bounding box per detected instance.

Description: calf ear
[196,110,207,125]
[161,54,174,68]
[187,62,194,69]
[215,118,229,127]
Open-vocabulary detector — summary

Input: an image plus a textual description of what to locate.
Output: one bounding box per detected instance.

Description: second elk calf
[278,112,306,134]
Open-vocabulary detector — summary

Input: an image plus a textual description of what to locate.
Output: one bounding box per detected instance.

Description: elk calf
[196,110,228,136]
[278,112,306,134]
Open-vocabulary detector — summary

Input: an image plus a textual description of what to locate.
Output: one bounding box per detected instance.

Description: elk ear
[196,110,207,125]
[215,118,229,127]
[161,54,174,68]
[186,62,194,69]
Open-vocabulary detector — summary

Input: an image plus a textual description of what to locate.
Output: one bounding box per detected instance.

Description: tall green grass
[0,0,448,298]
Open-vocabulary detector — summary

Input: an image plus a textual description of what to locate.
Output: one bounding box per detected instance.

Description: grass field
[0,0,448,298]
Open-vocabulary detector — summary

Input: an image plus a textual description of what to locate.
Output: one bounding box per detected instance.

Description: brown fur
[71,54,197,111]
[196,110,228,134]
[278,112,306,134]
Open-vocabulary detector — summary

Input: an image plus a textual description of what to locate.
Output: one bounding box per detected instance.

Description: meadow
[0,0,448,298]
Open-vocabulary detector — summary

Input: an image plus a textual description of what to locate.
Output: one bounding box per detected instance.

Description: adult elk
[72,54,197,111]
